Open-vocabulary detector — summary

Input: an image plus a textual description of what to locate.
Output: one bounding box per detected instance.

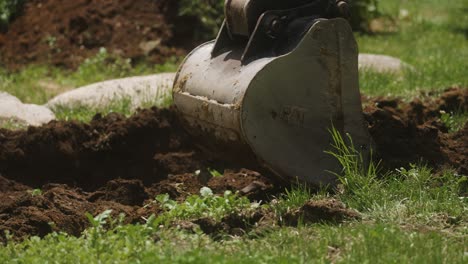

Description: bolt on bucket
[172,0,371,186]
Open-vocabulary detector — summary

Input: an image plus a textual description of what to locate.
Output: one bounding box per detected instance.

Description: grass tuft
[440,110,468,133]
[145,188,253,227]
[326,127,467,229]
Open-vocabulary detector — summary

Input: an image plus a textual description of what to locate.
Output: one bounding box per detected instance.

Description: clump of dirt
[210,169,279,201]
[0,87,466,242]
[365,87,468,174]
[88,179,148,206]
[0,182,139,240]
[193,210,269,238]
[189,198,358,238]
[283,199,360,226]
[0,0,200,70]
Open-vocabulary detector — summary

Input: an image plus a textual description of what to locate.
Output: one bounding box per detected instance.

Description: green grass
[52,93,173,123]
[0,117,27,130]
[146,189,253,226]
[357,0,468,96]
[52,100,135,123]
[327,128,467,229]
[440,110,468,133]
[1,223,465,264]
[0,48,179,105]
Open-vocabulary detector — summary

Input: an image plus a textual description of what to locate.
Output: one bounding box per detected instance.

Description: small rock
[0,92,56,127]
[46,73,176,111]
[359,53,414,74]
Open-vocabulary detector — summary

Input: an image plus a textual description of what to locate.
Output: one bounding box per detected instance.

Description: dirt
[0,0,202,70]
[0,107,281,242]
[0,87,466,242]
[283,199,360,226]
[191,199,359,238]
[364,87,468,174]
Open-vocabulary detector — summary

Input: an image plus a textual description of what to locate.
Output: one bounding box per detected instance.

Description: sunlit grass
[0,49,179,105]
[358,0,468,96]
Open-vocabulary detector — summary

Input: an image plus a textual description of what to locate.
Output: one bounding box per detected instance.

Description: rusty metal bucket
[172,0,370,186]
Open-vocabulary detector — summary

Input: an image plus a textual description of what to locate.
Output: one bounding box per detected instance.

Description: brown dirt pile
[0,107,280,242]
[0,0,198,70]
[0,87,466,242]
[283,199,360,226]
[190,199,359,238]
[364,87,467,174]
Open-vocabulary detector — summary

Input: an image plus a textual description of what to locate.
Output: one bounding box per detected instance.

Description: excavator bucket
[173,0,371,186]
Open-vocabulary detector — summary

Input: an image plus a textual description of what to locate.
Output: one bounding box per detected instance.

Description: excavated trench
[0,87,466,242]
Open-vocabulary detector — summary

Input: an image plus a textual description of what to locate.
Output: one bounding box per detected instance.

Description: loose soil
[0,87,466,242]
[0,0,202,70]
[364,87,468,174]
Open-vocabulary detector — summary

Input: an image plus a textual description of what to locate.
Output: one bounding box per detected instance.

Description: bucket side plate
[241,18,370,185]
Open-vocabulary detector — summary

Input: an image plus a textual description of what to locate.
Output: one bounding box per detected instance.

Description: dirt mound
[0,87,467,242]
[0,0,198,70]
[283,199,360,226]
[191,199,359,238]
[0,107,279,242]
[365,87,468,174]
[0,107,192,189]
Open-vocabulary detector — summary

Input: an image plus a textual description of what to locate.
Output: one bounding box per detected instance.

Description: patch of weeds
[147,187,253,227]
[85,210,115,229]
[0,66,53,104]
[207,168,223,177]
[44,35,57,49]
[375,166,467,226]
[81,210,142,261]
[320,224,466,263]
[52,97,133,123]
[325,127,381,210]
[70,48,180,88]
[52,105,104,123]
[271,183,314,217]
[73,48,132,85]
[326,127,467,231]
[52,91,172,123]
[0,117,27,130]
[138,84,174,109]
[27,189,42,197]
[440,110,468,133]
